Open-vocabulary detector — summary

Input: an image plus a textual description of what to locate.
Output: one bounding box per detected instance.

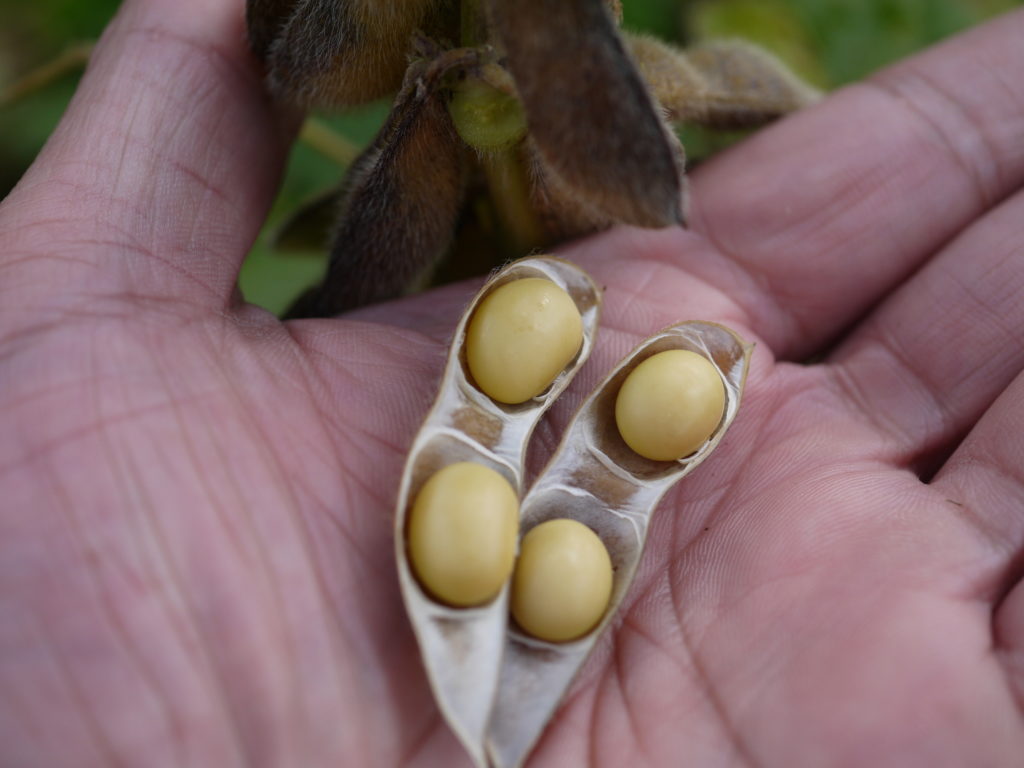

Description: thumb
[0,0,299,313]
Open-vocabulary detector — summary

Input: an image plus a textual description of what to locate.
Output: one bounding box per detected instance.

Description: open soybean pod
[486,322,752,768]
[395,257,602,767]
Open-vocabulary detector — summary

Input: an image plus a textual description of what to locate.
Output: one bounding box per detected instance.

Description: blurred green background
[1,0,1020,314]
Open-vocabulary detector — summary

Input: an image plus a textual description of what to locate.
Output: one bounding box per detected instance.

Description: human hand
[2,1,1023,765]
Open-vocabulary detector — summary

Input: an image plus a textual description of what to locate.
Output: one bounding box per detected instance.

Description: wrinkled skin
[2,1,1024,766]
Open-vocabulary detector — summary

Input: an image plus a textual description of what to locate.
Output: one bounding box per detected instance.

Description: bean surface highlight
[408,462,519,607]
[466,278,583,404]
[511,519,613,643]
[615,349,725,461]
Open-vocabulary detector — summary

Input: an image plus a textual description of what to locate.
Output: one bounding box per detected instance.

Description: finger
[928,371,1024,599]
[688,9,1024,360]
[995,579,1024,718]
[0,0,295,309]
[825,188,1024,466]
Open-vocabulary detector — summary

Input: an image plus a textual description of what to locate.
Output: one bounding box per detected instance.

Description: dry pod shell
[394,256,602,766]
[486,0,687,229]
[250,0,445,107]
[628,35,822,128]
[486,322,752,768]
[286,52,471,318]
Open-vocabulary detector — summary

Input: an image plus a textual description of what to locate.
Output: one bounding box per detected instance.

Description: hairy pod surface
[394,257,601,767]
[255,1,820,310]
[486,0,687,228]
[249,0,448,107]
[486,322,751,768]
[629,35,821,127]
[286,54,471,318]
[246,0,301,61]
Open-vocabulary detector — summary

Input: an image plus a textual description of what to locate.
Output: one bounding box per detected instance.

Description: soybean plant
[245,0,819,316]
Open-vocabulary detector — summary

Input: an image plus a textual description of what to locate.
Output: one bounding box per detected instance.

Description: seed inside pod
[408,462,519,607]
[466,278,584,404]
[615,349,726,461]
[511,519,613,643]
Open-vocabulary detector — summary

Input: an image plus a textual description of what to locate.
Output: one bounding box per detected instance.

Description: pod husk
[628,35,821,128]
[485,0,686,229]
[486,322,752,768]
[395,257,602,767]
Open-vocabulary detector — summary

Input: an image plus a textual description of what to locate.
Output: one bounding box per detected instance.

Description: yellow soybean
[511,519,613,643]
[407,462,519,607]
[466,278,583,404]
[615,349,725,461]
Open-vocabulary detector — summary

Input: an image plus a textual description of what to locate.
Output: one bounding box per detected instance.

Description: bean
[615,349,725,461]
[408,462,519,607]
[511,519,613,643]
[466,278,583,404]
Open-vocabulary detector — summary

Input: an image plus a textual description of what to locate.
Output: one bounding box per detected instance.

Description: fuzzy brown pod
[486,0,686,229]
[252,0,447,107]
[394,257,602,767]
[486,322,752,768]
[629,35,822,128]
[251,0,819,314]
[286,50,473,318]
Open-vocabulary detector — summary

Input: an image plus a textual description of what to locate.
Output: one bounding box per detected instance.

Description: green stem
[298,118,361,167]
[461,0,486,47]
[0,42,94,108]
[478,146,545,256]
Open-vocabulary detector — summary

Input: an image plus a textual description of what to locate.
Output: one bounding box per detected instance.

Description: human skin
[1,1,1024,766]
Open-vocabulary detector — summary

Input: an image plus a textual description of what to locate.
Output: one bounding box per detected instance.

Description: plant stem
[478,146,545,256]
[461,0,486,47]
[459,0,538,255]
[0,42,94,107]
[298,118,361,167]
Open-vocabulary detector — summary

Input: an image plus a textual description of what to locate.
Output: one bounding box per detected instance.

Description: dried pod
[524,137,615,244]
[246,0,301,61]
[629,35,821,128]
[486,0,686,228]
[486,322,752,768]
[626,35,705,124]
[606,0,623,25]
[250,0,445,106]
[395,257,602,766]
[685,41,821,127]
[286,54,470,318]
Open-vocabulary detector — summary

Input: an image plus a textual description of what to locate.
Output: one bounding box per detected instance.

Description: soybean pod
[486,322,752,768]
[395,257,601,767]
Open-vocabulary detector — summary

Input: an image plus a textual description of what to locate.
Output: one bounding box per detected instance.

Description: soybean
[615,349,725,461]
[408,462,519,607]
[511,519,613,643]
[466,278,583,404]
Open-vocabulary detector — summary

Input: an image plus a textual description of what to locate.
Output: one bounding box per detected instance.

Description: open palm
[3,2,1024,766]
